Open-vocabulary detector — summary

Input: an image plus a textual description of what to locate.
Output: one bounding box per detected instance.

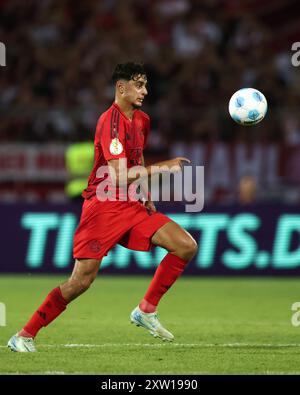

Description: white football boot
[130,306,174,342]
[7,334,36,352]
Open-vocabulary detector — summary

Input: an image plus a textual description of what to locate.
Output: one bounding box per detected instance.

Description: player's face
[124,75,148,108]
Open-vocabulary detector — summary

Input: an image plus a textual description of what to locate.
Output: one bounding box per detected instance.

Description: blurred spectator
[65,141,94,202]
[237,175,257,205]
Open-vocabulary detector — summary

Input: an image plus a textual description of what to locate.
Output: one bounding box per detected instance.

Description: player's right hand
[164,157,191,172]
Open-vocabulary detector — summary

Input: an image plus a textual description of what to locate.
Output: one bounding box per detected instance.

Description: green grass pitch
[1,275,300,374]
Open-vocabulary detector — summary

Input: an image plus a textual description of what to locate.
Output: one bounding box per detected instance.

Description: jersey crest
[109,138,123,155]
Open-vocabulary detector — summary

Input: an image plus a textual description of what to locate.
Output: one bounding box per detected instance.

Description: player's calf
[60,258,101,302]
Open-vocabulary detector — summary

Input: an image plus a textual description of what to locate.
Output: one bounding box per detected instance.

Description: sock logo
[37,310,46,321]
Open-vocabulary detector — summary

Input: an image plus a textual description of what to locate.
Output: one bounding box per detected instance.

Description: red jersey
[82,102,150,200]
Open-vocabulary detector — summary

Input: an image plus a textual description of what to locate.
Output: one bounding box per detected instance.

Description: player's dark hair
[112,62,147,84]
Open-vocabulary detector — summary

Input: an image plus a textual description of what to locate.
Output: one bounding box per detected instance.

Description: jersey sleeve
[97,111,127,161]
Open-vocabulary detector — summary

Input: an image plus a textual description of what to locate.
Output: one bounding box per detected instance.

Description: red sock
[141,253,188,311]
[20,287,68,338]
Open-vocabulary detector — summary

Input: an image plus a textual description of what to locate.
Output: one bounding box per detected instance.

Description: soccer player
[8,62,198,352]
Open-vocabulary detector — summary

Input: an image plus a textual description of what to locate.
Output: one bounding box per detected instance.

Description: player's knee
[186,238,198,259]
[178,237,198,260]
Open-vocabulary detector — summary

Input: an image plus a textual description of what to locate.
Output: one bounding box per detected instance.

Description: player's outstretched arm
[108,157,191,187]
[148,157,191,175]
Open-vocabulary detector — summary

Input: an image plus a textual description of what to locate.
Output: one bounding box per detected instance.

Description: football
[228,88,268,125]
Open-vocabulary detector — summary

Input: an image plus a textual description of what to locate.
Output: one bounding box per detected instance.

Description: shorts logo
[110,138,123,155]
[89,239,101,253]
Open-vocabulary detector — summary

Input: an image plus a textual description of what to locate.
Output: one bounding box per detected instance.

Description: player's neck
[114,99,135,121]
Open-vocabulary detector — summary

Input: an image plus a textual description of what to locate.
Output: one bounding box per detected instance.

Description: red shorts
[73,197,172,260]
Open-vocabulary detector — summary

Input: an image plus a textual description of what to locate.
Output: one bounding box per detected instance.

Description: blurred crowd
[0,0,300,152]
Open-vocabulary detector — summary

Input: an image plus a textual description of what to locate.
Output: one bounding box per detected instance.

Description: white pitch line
[0,371,214,375]
[2,342,300,348]
[3,371,300,375]
[62,343,300,348]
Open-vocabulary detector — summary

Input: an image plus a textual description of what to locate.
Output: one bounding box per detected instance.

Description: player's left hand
[145,200,157,213]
